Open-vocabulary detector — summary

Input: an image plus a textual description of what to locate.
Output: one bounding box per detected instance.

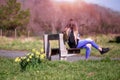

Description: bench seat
[51,48,80,55]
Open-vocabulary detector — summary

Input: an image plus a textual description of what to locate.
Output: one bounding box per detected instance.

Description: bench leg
[61,56,67,61]
[60,49,68,61]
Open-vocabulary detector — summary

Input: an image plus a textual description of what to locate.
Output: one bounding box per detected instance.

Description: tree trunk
[0,29,2,37]
[51,23,56,34]
[28,30,30,38]
[15,28,17,38]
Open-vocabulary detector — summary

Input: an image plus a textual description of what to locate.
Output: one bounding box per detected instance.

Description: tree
[0,0,30,30]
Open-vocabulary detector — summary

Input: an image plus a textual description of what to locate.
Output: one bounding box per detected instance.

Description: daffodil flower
[35,51,40,55]
[40,54,46,59]
[15,48,47,71]
[21,57,26,60]
[29,55,32,59]
[27,58,30,62]
[40,48,44,53]
[31,53,34,56]
[15,57,21,62]
[27,53,31,56]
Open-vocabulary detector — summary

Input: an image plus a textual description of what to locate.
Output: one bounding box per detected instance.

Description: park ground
[0,34,120,80]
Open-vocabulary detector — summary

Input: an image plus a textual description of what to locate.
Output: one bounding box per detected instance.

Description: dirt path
[0,50,27,58]
[0,50,119,61]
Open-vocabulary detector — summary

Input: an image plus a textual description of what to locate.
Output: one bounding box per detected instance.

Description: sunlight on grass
[0,34,120,58]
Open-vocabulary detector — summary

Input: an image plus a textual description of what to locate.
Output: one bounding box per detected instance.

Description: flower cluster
[15,48,46,71]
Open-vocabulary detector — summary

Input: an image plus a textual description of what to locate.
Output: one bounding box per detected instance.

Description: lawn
[0,34,120,80]
[0,57,120,80]
[0,34,119,58]
[0,37,43,51]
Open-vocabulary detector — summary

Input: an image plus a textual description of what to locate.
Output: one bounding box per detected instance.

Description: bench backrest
[43,33,67,60]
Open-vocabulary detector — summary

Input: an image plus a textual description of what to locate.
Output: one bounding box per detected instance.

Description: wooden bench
[43,33,81,60]
[51,48,80,55]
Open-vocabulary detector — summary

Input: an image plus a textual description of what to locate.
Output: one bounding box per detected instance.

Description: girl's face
[70,27,73,30]
[69,24,75,29]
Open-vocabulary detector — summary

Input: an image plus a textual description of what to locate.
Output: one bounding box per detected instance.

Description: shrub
[15,48,46,71]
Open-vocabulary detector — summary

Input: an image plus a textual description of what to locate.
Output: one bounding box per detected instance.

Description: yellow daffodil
[40,54,46,59]
[40,48,44,53]
[29,55,32,59]
[21,57,26,60]
[27,53,30,56]
[27,58,30,62]
[31,53,34,56]
[35,51,40,55]
[15,57,21,62]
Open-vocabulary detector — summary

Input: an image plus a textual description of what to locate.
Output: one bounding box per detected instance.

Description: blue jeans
[76,40,99,59]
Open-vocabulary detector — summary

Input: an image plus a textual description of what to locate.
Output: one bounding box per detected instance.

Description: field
[0,34,119,58]
[0,57,120,80]
[0,34,120,80]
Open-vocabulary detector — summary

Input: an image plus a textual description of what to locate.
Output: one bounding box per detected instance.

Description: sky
[84,0,120,12]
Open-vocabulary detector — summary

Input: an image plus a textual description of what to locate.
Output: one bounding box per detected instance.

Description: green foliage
[15,48,46,71]
[0,0,30,30]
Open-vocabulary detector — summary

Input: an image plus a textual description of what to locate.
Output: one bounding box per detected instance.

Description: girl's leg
[77,39,109,58]
[82,45,91,59]
[77,40,99,50]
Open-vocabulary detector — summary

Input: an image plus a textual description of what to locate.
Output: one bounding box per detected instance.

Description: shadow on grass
[109,36,120,43]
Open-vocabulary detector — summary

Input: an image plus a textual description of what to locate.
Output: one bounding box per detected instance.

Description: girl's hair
[63,19,79,45]
[67,19,78,32]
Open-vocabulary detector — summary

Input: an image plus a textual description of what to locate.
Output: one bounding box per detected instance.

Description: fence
[0,29,31,38]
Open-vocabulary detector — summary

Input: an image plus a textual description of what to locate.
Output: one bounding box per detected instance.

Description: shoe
[100,48,110,55]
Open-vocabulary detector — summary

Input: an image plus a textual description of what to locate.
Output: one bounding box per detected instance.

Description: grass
[0,34,119,80]
[80,34,120,58]
[0,37,43,51]
[0,57,120,80]
[0,34,120,58]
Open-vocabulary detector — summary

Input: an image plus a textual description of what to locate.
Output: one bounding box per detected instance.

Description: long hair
[63,19,78,44]
[67,19,78,33]
[69,23,78,44]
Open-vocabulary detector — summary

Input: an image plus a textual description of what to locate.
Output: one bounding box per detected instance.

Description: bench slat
[67,48,80,54]
[51,48,80,55]
[48,34,59,40]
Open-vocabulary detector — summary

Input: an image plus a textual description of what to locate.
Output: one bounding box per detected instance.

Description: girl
[63,19,109,60]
